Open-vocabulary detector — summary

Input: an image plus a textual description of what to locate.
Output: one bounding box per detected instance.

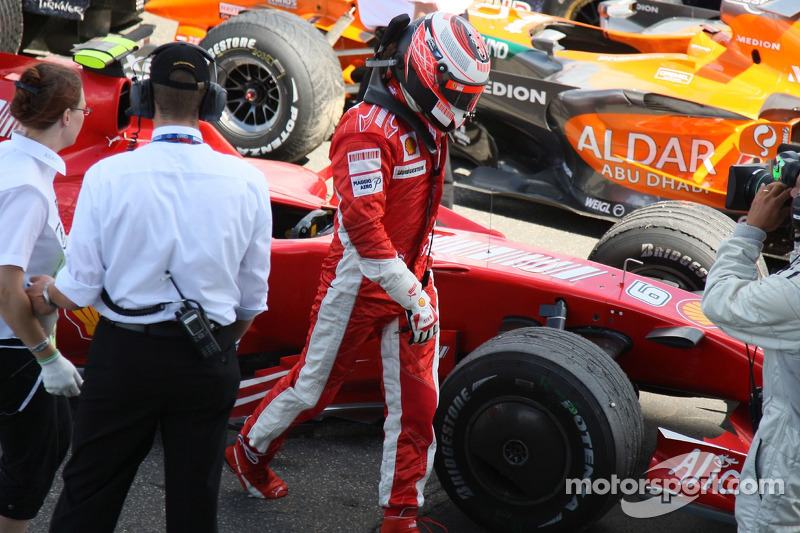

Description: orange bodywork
[145,0,374,78]
[146,0,362,35]
[463,1,800,212]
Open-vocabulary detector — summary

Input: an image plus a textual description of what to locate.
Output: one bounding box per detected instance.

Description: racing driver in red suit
[225,11,490,532]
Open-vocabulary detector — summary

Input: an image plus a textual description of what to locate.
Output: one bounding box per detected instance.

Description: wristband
[29,338,50,353]
[42,281,59,309]
[36,351,59,365]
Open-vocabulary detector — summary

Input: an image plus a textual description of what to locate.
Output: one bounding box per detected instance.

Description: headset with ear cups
[127,42,227,122]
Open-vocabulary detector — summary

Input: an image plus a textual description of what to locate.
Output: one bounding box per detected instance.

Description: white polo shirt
[55,126,272,325]
[0,132,67,341]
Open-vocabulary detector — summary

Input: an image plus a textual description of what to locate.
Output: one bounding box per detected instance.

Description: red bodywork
[0,51,758,520]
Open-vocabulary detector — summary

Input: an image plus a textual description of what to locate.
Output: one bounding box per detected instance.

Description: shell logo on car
[677,299,716,328]
[65,307,101,340]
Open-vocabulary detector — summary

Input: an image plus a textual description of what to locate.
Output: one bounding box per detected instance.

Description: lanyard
[152,133,202,145]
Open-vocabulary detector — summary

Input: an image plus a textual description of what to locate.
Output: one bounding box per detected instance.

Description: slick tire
[589,200,769,292]
[435,327,642,533]
[0,0,23,53]
[201,9,344,162]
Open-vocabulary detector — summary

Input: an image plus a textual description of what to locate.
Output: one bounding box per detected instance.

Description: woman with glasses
[0,63,85,533]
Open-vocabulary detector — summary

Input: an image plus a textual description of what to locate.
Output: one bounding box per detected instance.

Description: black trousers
[0,348,71,520]
[50,318,240,533]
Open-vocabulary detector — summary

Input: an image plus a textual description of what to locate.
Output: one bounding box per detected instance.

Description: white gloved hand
[405,287,439,345]
[38,352,83,397]
[366,258,439,345]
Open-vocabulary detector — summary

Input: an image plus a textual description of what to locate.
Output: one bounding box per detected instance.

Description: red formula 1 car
[0,49,758,532]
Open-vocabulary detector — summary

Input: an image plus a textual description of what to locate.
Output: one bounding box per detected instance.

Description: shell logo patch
[405,136,417,156]
[677,299,716,328]
[400,132,420,161]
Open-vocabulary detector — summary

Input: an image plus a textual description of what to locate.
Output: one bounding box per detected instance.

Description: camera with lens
[726,143,800,211]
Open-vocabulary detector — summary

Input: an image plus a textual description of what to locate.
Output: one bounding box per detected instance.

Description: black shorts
[0,347,71,520]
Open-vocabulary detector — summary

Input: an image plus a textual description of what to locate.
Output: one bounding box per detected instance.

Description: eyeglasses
[71,106,93,117]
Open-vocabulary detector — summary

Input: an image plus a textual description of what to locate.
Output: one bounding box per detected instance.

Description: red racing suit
[241,81,447,512]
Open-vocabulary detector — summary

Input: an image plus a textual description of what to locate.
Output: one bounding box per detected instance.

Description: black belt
[101,316,223,337]
[101,316,186,337]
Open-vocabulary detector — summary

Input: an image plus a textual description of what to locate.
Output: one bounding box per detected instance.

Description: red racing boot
[381,516,420,532]
[225,434,288,499]
[381,508,447,533]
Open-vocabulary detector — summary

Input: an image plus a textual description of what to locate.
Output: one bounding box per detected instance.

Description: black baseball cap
[149,42,210,90]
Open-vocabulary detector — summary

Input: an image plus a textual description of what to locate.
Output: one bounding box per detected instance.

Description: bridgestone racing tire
[201,9,344,162]
[0,0,23,53]
[434,327,642,533]
[588,200,769,292]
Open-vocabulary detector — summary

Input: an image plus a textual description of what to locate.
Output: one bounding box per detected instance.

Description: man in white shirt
[27,42,272,533]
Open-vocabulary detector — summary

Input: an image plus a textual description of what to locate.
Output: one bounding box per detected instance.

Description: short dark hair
[11,63,82,130]
[153,69,206,121]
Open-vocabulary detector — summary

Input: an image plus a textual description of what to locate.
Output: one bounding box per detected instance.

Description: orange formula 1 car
[447,0,800,289]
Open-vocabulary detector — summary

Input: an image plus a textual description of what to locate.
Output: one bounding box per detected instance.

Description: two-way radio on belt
[101,271,221,358]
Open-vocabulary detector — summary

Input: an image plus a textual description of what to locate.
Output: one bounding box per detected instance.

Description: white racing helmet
[391,12,491,132]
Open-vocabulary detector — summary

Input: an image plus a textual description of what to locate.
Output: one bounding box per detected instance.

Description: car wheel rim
[568,0,600,26]
[219,58,283,138]
[465,396,571,504]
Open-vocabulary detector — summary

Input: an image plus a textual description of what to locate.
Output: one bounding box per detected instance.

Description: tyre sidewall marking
[205,36,300,156]
[639,243,708,280]
[437,366,610,526]
[206,36,257,59]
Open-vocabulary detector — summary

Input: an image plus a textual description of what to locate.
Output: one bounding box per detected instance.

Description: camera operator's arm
[702,182,800,350]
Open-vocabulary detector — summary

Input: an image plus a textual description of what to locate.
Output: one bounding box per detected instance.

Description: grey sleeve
[702,225,800,350]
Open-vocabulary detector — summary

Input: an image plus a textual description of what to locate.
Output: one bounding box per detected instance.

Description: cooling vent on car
[646,326,704,349]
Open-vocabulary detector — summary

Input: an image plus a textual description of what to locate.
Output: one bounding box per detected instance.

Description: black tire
[435,327,642,533]
[0,0,23,53]
[201,9,344,163]
[589,200,768,291]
